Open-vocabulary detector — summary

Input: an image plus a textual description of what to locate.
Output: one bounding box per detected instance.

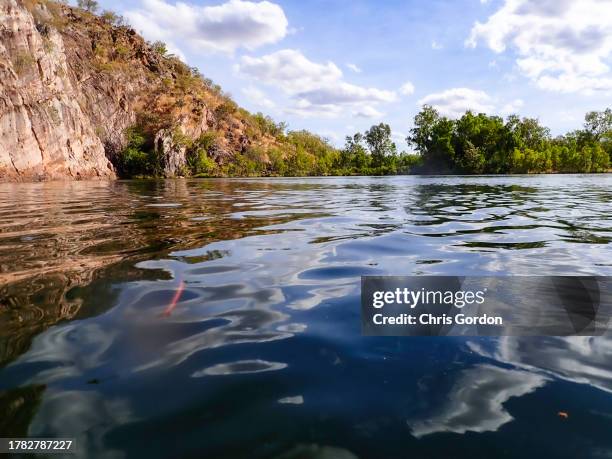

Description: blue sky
[93,0,612,148]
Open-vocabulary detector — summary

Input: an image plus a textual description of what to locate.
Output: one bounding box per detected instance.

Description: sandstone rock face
[0,0,261,181]
[154,129,187,177]
[0,0,114,180]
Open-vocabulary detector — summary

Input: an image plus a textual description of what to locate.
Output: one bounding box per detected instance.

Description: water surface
[1,175,612,458]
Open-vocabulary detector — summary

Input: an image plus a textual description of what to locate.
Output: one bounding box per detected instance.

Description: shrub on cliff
[150,41,168,57]
[187,132,219,177]
[100,10,126,26]
[252,113,286,139]
[215,100,238,123]
[11,52,36,77]
[117,127,159,177]
[77,0,98,13]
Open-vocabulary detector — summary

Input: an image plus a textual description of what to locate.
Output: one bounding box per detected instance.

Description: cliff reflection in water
[0,179,327,367]
[0,175,612,458]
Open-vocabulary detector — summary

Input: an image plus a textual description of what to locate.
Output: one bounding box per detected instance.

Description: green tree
[341,133,370,173]
[406,105,440,158]
[118,127,150,177]
[453,112,505,172]
[584,108,612,141]
[365,123,396,168]
[407,106,456,171]
[459,140,486,173]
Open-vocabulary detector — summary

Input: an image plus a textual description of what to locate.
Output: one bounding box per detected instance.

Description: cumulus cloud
[238,49,342,93]
[500,98,524,115]
[418,88,495,117]
[392,131,406,142]
[346,63,362,73]
[400,81,415,96]
[296,84,395,105]
[237,49,396,117]
[241,86,275,109]
[431,40,443,50]
[353,105,384,119]
[284,100,343,118]
[466,0,612,93]
[124,0,288,54]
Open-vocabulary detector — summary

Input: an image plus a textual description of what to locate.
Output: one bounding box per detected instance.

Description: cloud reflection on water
[410,364,548,437]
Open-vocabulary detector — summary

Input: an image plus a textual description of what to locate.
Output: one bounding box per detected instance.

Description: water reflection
[468,335,612,394]
[0,175,611,458]
[193,360,288,376]
[409,364,548,437]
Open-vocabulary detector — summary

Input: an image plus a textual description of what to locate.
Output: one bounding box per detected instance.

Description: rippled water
[1,175,612,458]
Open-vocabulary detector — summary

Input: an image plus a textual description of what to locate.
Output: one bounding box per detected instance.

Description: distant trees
[584,108,612,141]
[77,0,98,13]
[115,105,611,178]
[341,133,370,172]
[337,123,419,175]
[365,123,396,167]
[100,10,126,26]
[407,105,611,174]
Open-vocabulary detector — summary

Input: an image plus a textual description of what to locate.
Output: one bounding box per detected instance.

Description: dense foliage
[117,95,611,177]
[118,107,612,178]
[337,124,420,175]
[407,106,611,174]
[116,118,422,178]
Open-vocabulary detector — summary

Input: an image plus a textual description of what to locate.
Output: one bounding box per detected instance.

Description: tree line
[406,106,611,174]
[118,107,612,178]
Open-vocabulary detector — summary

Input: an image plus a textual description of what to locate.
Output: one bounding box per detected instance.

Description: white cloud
[238,49,396,118]
[399,81,415,96]
[353,105,383,119]
[283,100,342,118]
[500,98,524,115]
[124,0,288,54]
[241,86,275,109]
[296,83,395,105]
[346,63,362,73]
[124,9,187,59]
[317,130,341,143]
[431,40,443,50]
[238,49,342,93]
[466,0,612,94]
[418,88,495,117]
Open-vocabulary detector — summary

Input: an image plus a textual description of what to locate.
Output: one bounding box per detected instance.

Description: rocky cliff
[0,0,275,181]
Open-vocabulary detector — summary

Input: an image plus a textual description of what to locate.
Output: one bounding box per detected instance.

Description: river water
[1,175,611,458]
